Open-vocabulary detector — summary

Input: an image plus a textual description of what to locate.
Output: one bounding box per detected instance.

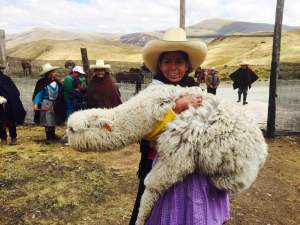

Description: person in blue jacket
[32,63,66,143]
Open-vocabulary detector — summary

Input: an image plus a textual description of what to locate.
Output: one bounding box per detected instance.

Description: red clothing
[86,75,122,109]
[147,147,157,160]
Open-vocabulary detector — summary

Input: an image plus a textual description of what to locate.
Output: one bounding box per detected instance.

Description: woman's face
[48,70,57,80]
[159,51,189,82]
[94,69,106,77]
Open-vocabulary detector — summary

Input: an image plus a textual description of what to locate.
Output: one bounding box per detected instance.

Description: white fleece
[67,84,267,225]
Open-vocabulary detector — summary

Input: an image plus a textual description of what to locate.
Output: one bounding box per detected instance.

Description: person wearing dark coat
[32,63,66,143]
[0,66,26,145]
[229,63,258,105]
[86,59,122,109]
[69,78,85,112]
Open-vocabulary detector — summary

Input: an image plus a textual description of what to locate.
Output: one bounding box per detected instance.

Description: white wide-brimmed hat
[72,66,86,75]
[142,27,207,74]
[40,63,59,76]
[239,61,249,66]
[90,59,111,69]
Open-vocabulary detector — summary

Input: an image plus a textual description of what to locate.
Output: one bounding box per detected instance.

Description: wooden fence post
[266,0,285,138]
[0,30,7,71]
[80,48,91,83]
[180,0,185,30]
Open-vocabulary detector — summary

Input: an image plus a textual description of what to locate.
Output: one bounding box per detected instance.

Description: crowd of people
[0,59,122,145]
[0,53,259,145]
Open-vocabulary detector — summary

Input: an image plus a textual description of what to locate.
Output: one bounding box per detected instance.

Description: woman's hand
[173,95,203,114]
[33,104,38,111]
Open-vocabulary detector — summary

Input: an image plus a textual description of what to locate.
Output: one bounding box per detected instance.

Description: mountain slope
[6,27,121,49]
[5,19,300,65]
[203,28,300,67]
[7,38,142,62]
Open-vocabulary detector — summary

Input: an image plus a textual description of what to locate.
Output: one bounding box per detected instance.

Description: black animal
[21,60,32,77]
[115,68,144,84]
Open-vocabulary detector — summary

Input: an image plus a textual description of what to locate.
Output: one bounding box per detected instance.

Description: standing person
[194,66,205,85]
[86,59,122,109]
[63,65,85,117]
[69,78,85,112]
[206,67,220,95]
[0,64,26,145]
[229,63,258,105]
[129,28,229,225]
[32,63,66,143]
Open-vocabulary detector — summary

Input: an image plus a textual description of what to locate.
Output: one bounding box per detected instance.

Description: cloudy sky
[0,0,299,34]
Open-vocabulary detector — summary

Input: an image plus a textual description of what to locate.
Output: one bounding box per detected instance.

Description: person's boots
[45,131,52,144]
[1,138,7,145]
[9,138,17,145]
[237,93,241,103]
[243,94,248,105]
[50,129,60,142]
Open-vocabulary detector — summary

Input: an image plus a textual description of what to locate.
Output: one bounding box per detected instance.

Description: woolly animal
[67,84,267,225]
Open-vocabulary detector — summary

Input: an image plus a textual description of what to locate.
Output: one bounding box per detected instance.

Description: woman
[86,59,122,109]
[32,63,66,143]
[129,28,229,225]
[0,64,26,145]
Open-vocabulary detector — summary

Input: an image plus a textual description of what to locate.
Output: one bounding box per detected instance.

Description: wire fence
[12,77,147,124]
[275,63,300,134]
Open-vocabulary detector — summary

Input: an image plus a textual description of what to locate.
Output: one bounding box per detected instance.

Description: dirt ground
[0,125,299,225]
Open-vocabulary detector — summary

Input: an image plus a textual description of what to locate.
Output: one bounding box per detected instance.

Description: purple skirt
[145,173,230,225]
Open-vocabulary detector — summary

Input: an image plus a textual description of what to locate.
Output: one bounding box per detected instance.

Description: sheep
[67,84,267,225]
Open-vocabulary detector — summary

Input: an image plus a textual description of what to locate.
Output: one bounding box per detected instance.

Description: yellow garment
[144,109,176,141]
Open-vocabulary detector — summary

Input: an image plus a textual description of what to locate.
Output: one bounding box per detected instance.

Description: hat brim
[142,40,207,74]
[90,65,111,69]
[39,66,59,76]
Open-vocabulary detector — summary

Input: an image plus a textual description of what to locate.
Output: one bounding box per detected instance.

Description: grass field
[1,126,300,225]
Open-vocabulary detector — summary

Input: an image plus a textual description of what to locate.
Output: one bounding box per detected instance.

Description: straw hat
[239,61,249,66]
[40,63,59,76]
[142,27,207,74]
[90,59,111,69]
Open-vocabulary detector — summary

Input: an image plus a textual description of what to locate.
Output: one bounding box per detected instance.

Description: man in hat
[63,66,86,117]
[205,67,220,95]
[229,63,258,105]
[0,63,26,145]
[194,66,206,86]
[86,59,121,109]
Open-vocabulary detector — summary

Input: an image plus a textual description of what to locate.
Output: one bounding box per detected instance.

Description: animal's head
[66,108,119,151]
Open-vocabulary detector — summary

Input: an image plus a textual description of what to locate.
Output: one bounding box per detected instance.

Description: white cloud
[0,0,298,34]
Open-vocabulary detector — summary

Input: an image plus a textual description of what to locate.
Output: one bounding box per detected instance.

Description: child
[69,78,85,112]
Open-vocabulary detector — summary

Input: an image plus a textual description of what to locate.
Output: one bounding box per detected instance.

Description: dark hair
[156,51,192,75]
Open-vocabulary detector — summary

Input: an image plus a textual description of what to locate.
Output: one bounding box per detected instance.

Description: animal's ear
[95,119,113,131]
[102,122,112,132]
